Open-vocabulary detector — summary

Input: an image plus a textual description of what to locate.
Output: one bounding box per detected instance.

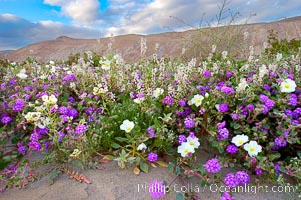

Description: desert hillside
[1,16,301,63]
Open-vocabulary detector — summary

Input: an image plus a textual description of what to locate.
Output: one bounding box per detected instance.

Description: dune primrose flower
[243,141,262,157]
[177,142,195,157]
[231,134,249,147]
[120,120,135,133]
[137,143,147,151]
[280,79,296,93]
[186,135,200,149]
[153,88,164,98]
[190,94,204,107]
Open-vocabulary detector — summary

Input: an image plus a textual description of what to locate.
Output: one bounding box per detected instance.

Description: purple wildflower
[184,117,195,129]
[30,132,41,141]
[224,173,239,188]
[147,152,158,162]
[74,124,88,134]
[288,94,298,106]
[17,143,26,155]
[274,137,287,148]
[235,171,250,185]
[288,74,294,79]
[218,128,229,140]
[205,158,222,174]
[221,192,233,200]
[28,141,41,151]
[231,113,239,120]
[294,108,301,115]
[43,141,52,152]
[85,107,95,115]
[219,103,229,112]
[1,114,13,124]
[68,108,79,119]
[162,95,174,106]
[221,86,234,95]
[59,115,69,124]
[225,71,233,78]
[285,109,293,117]
[226,145,238,154]
[263,105,269,115]
[149,180,165,199]
[57,131,65,142]
[147,127,156,138]
[274,164,281,176]
[283,130,290,138]
[178,135,187,144]
[9,78,16,85]
[1,82,6,91]
[203,70,211,78]
[59,106,69,115]
[265,99,275,109]
[178,99,186,107]
[217,121,226,130]
[259,94,269,103]
[189,132,195,138]
[13,99,25,112]
[255,167,263,175]
[246,104,255,111]
[68,97,75,103]
[63,74,76,81]
[36,126,49,135]
[264,84,270,92]
[23,86,32,92]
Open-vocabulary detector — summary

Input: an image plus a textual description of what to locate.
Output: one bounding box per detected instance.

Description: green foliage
[264,29,301,57]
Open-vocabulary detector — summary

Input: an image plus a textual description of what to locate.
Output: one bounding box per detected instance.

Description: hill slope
[1,17,301,63]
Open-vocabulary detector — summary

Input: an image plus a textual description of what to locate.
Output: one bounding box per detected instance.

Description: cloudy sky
[0,0,301,50]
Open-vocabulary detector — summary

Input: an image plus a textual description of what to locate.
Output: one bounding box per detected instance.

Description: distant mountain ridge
[1,16,301,63]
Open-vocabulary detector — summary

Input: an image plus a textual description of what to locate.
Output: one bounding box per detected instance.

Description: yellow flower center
[249,147,255,153]
[284,83,290,89]
[238,140,243,145]
[196,99,202,104]
[184,148,189,154]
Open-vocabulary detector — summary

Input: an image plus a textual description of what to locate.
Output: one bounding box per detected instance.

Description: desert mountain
[1,16,301,63]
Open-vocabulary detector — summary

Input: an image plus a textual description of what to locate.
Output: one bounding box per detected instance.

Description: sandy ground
[0,156,299,200]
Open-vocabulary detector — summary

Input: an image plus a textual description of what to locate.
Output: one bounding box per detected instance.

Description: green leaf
[156,161,168,167]
[199,165,206,176]
[115,137,128,142]
[269,152,281,161]
[140,162,149,173]
[111,142,121,149]
[176,193,184,200]
[200,180,207,187]
[175,166,182,175]
[233,123,240,129]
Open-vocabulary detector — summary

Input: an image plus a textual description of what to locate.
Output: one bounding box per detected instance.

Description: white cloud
[0,14,104,50]
[102,0,301,36]
[44,0,101,25]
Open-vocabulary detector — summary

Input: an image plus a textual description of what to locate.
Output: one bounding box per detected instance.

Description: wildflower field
[0,35,300,199]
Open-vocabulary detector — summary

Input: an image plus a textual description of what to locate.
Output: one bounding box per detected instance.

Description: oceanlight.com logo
[209,184,298,194]
[137,183,298,195]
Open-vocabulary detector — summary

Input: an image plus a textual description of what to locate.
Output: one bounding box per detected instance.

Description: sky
[0,0,301,50]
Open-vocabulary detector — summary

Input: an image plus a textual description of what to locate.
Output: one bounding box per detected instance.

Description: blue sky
[1,0,301,50]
